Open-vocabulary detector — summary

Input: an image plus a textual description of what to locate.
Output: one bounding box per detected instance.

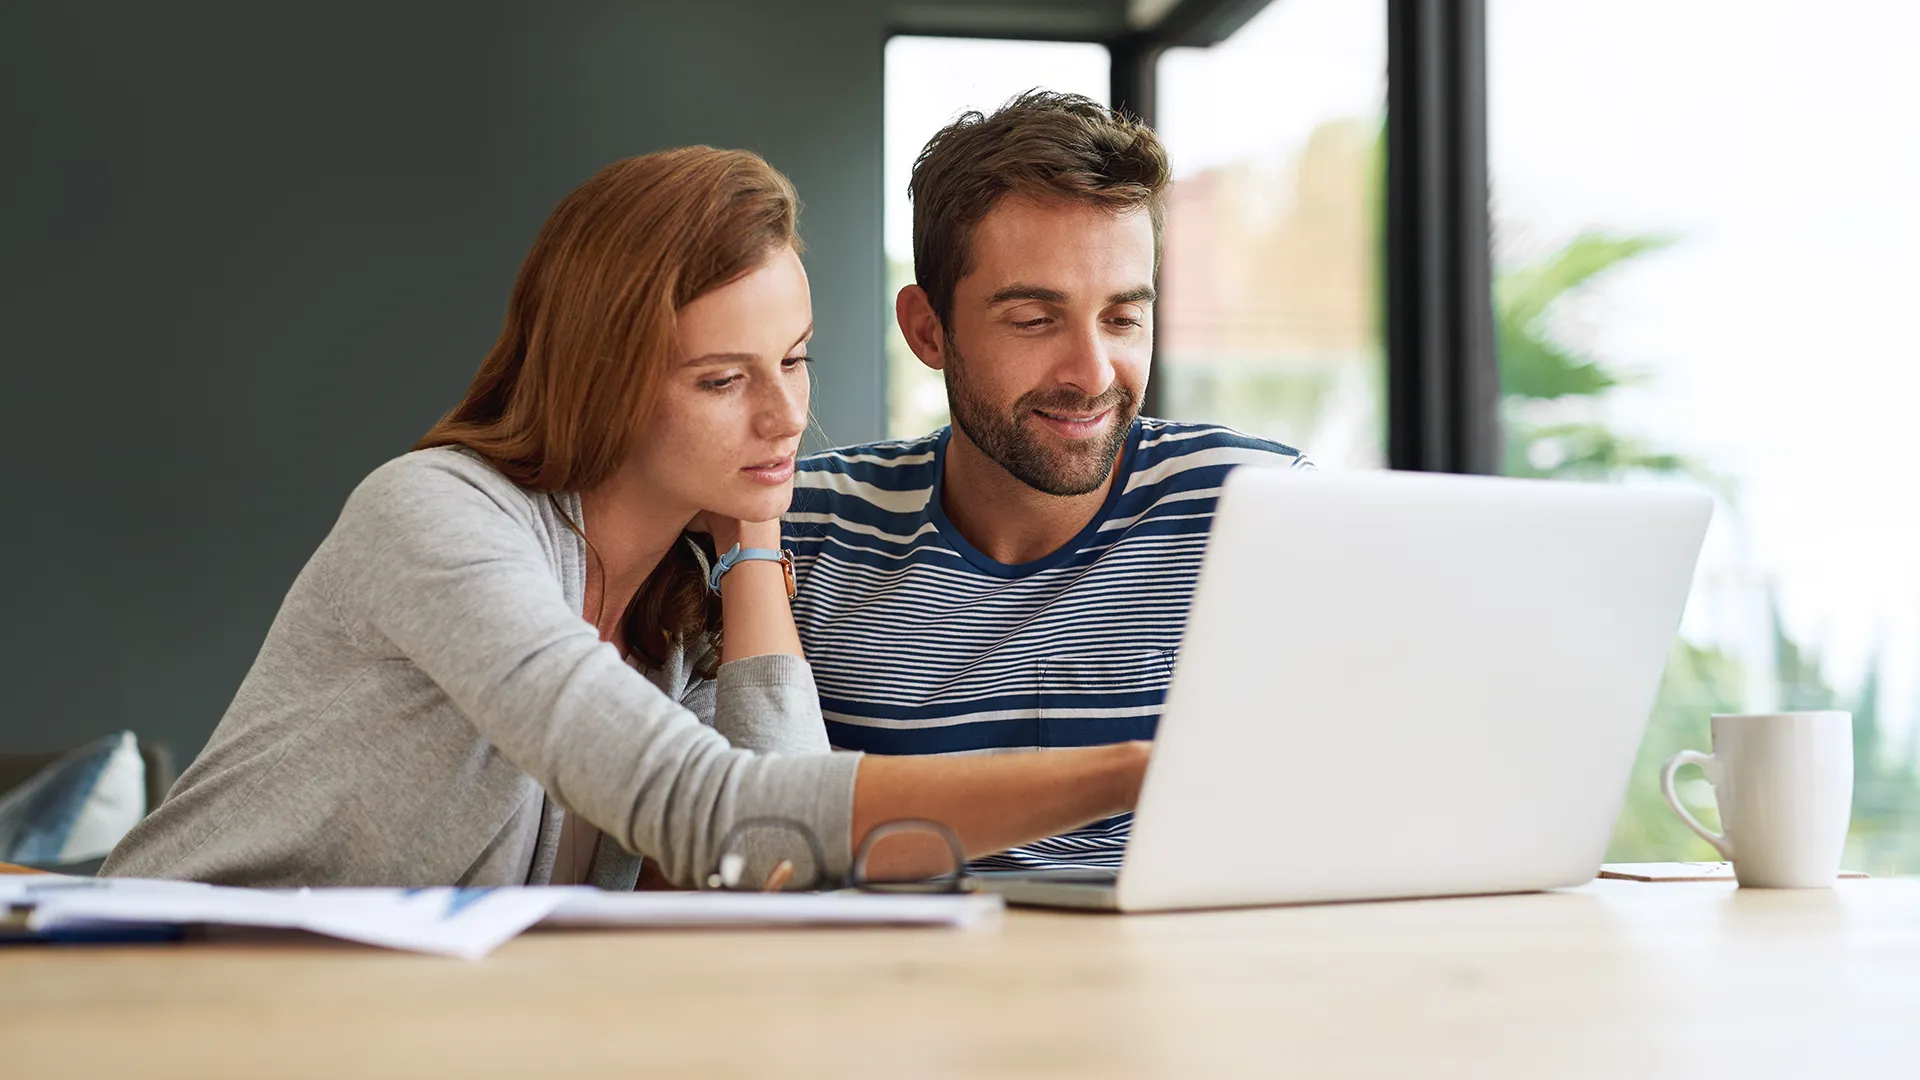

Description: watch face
[781,551,798,599]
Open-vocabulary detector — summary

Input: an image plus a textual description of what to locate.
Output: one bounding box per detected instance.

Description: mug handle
[1660,750,1734,859]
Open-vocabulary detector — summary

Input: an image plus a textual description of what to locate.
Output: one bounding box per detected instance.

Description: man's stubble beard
[942,332,1140,498]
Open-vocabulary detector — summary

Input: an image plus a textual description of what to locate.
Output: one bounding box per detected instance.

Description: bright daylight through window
[1489,0,1920,872]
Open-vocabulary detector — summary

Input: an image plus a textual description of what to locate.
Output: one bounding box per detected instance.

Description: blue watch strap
[707,544,787,593]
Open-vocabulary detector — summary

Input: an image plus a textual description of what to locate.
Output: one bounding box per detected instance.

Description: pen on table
[762,860,796,892]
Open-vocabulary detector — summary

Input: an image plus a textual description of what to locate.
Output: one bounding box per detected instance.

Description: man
[786,91,1309,870]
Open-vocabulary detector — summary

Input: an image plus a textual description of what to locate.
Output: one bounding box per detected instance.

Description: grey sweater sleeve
[692,652,833,756]
[329,458,860,886]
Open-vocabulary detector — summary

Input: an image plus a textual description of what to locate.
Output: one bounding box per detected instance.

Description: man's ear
[896,285,948,372]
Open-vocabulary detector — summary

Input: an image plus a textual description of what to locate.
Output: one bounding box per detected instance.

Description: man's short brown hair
[909,90,1171,325]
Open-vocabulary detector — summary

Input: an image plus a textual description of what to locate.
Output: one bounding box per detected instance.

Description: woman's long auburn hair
[417,147,804,672]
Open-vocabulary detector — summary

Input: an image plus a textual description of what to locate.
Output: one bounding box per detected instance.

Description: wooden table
[6,878,1919,1078]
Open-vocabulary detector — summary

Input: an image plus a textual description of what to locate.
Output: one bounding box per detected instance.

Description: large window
[1154,0,1388,467]
[882,36,1111,439]
[1488,0,1920,872]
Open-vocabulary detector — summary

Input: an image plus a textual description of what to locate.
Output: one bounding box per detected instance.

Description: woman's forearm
[707,517,1151,878]
[850,742,1152,873]
[714,519,802,662]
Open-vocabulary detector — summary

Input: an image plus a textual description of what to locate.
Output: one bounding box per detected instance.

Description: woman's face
[629,244,813,526]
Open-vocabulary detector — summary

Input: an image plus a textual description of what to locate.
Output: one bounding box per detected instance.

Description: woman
[102,147,1148,889]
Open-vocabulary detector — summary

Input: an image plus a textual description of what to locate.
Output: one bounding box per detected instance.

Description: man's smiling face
[940,196,1156,497]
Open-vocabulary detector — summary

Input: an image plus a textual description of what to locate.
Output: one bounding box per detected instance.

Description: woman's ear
[895,285,948,372]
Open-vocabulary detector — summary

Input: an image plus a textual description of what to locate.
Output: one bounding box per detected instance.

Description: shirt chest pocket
[1035,649,1175,747]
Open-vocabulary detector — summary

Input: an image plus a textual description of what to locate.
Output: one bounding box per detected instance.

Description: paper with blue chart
[1,876,1001,958]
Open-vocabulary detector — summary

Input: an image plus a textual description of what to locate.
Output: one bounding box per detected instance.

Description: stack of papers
[1,876,1003,959]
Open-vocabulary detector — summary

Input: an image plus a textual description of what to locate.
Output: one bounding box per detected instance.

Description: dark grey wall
[0,1,893,758]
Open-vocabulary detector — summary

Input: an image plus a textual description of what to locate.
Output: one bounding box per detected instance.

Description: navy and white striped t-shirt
[784,418,1310,870]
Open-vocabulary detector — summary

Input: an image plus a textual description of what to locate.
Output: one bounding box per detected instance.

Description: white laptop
[976,466,1712,912]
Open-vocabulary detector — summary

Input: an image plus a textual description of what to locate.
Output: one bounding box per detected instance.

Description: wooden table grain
[6,878,1919,1078]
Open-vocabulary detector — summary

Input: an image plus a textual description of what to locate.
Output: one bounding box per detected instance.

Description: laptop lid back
[1117,468,1711,912]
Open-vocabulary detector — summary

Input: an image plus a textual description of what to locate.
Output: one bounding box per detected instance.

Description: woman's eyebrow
[684,324,814,367]
[683,351,756,367]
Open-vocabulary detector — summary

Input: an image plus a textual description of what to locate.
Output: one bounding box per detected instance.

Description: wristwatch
[707,544,797,599]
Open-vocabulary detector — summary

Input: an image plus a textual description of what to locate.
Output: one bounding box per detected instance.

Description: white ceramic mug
[1659,712,1854,887]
